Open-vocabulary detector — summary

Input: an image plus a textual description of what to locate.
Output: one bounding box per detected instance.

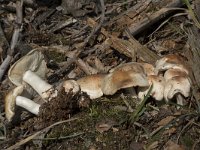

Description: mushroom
[5,85,40,122]
[163,69,191,106]
[63,80,80,94]
[63,74,106,99]
[155,54,189,74]
[101,62,149,95]
[8,49,57,100]
[138,75,165,101]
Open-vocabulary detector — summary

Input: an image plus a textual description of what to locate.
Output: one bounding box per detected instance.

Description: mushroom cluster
[155,54,191,106]
[5,50,191,122]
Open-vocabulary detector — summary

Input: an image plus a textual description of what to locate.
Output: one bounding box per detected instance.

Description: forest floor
[1,0,200,149]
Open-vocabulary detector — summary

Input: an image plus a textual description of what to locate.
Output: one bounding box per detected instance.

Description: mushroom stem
[16,96,40,115]
[176,94,184,107]
[23,70,57,99]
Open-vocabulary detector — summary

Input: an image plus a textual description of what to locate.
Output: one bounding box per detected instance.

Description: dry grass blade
[129,85,153,123]
[183,0,200,29]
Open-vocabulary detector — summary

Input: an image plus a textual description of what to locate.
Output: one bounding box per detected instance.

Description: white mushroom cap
[77,74,106,99]
[164,76,191,102]
[138,75,165,101]
[63,80,80,94]
[155,54,189,74]
[102,63,149,95]
[5,85,24,122]
[8,49,47,86]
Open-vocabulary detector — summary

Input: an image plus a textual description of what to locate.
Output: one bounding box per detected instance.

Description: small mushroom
[155,54,189,74]
[63,74,106,99]
[63,80,80,94]
[138,75,165,101]
[102,62,149,95]
[163,68,191,106]
[5,85,40,121]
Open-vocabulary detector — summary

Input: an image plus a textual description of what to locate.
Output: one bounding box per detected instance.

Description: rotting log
[128,0,184,36]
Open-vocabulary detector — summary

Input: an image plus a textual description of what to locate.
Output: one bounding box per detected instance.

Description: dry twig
[0,0,23,81]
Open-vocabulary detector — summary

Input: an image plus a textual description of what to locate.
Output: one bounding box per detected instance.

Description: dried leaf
[157,116,175,126]
[163,127,176,135]
[95,119,117,133]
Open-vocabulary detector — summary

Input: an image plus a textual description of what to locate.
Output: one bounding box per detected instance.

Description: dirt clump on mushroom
[35,88,90,130]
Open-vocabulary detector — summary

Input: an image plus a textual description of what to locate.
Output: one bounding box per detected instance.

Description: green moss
[45,50,66,62]
[180,134,194,149]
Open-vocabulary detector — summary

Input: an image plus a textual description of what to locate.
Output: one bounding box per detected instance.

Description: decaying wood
[105,0,151,26]
[88,18,160,63]
[128,0,184,36]
[125,29,160,64]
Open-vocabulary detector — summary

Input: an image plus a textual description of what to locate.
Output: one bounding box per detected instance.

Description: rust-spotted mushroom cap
[164,68,188,81]
[163,68,191,106]
[102,62,149,95]
[164,76,191,105]
[155,54,189,74]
